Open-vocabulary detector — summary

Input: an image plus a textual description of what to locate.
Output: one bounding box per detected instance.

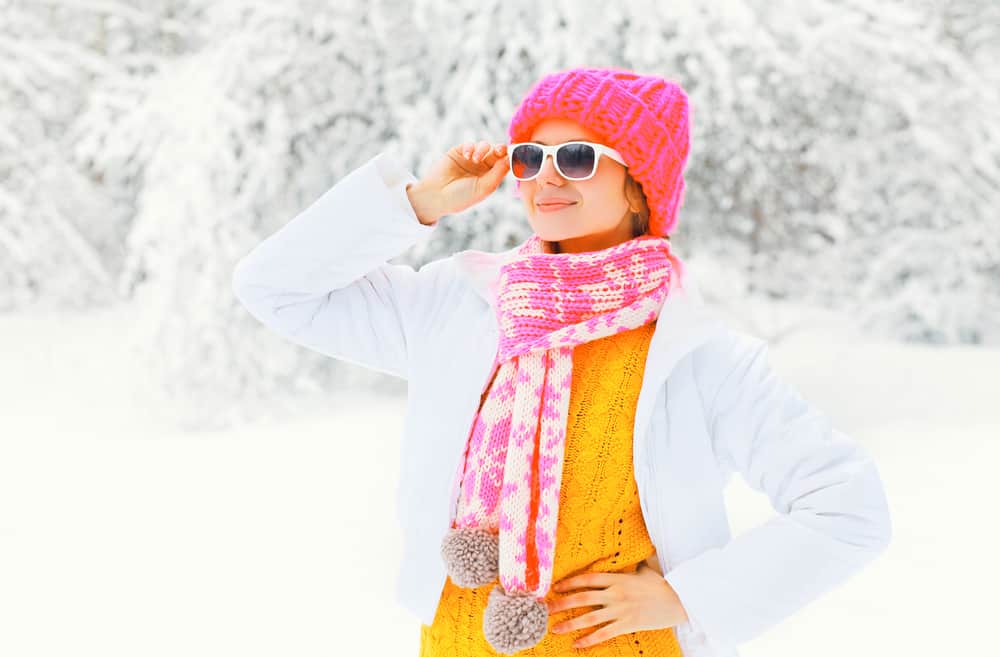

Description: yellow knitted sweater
[419,321,684,656]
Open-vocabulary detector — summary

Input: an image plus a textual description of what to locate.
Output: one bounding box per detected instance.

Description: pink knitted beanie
[507,66,692,237]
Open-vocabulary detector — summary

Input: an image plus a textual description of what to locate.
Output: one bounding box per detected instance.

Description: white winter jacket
[231,151,892,657]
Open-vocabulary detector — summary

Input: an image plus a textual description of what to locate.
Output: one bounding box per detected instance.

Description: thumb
[482,155,510,190]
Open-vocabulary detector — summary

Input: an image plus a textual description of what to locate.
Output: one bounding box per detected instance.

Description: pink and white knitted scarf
[440,232,683,653]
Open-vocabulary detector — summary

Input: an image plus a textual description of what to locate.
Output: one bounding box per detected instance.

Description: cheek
[587,178,627,214]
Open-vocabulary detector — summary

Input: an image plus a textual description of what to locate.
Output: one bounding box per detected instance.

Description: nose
[534,152,564,185]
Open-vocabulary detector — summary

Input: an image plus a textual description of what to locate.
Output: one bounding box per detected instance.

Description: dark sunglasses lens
[556,143,596,179]
[511,144,543,179]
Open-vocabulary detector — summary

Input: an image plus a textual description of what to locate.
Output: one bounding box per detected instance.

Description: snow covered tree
[5,0,996,428]
[0,0,129,310]
[618,0,1000,343]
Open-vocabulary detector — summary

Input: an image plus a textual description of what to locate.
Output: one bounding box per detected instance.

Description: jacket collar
[452,245,522,311]
[452,246,728,437]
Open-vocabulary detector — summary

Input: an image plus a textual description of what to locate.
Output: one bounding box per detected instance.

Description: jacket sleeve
[231,150,450,380]
[664,331,893,648]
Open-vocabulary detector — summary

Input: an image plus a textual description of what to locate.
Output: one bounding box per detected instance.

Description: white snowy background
[1,0,997,655]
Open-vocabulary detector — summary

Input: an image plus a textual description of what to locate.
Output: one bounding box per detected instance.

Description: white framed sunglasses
[508,141,628,181]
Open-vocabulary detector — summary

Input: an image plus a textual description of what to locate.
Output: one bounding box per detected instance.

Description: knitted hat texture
[507,66,692,237]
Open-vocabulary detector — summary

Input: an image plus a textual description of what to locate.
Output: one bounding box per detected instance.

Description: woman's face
[518,118,636,254]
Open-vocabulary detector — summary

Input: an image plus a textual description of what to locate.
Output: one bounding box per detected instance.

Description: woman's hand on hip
[546,561,689,649]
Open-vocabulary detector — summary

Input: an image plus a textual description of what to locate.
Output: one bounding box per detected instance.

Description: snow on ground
[0,304,995,656]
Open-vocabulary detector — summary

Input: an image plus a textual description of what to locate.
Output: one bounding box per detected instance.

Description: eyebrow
[535,138,588,145]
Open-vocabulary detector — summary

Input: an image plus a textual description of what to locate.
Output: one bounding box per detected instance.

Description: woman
[232,67,892,656]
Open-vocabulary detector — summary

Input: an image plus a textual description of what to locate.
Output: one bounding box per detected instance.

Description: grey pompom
[440,526,499,588]
[482,583,550,654]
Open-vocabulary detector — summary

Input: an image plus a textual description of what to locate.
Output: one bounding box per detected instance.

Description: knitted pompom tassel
[440,526,499,588]
[483,583,550,654]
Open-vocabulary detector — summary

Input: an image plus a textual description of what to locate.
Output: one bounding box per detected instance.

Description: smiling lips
[536,200,577,212]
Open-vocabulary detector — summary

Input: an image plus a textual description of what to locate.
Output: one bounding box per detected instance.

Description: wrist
[406,181,441,226]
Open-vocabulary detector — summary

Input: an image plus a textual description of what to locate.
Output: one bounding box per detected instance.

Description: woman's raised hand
[406,140,510,225]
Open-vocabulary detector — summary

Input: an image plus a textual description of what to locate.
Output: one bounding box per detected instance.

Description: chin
[528,217,587,242]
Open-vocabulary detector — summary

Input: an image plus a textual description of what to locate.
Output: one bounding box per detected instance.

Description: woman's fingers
[460,141,485,160]
[471,140,491,162]
[461,140,506,164]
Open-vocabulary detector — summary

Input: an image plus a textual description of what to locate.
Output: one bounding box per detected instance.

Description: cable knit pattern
[421,321,684,656]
